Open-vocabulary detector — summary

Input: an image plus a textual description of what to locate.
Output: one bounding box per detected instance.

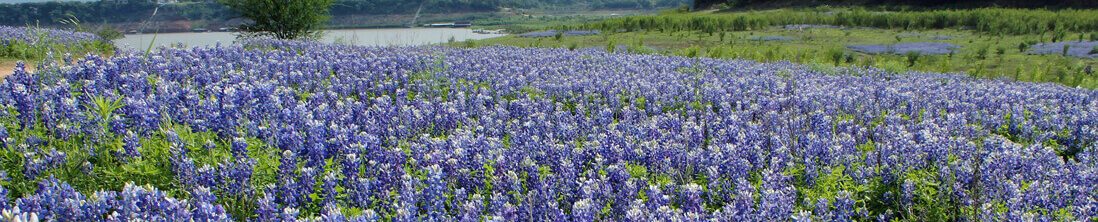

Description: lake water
[114,28,505,50]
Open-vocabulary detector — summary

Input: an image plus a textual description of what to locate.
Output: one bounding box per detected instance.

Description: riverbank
[122,25,471,35]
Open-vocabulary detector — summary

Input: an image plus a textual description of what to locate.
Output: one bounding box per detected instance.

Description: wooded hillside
[0,0,690,27]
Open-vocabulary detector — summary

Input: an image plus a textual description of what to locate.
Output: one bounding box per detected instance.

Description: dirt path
[1,60,35,79]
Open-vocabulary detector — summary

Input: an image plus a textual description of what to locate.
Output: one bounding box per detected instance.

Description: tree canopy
[219,0,335,39]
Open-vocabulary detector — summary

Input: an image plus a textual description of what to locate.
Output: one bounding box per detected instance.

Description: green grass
[577,8,1098,36]
[463,21,1098,88]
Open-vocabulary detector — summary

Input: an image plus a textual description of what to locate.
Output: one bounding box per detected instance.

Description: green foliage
[219,0,337,40]
[88,95,124,121]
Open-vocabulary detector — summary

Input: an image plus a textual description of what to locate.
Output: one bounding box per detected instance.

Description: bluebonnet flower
[22,153,45,180]
[680,183,705,213]
[424,165,448,221]
[394,172,419,222]
[572,198,598,222]
[297,166,319,208]
[833,191,855,221]
[231,137,249,158]
[901,179,915,209]
[322,172,339,208]
[0,125,8,147]
[459,194,483,222]
[625,199,649,221]
[122,132,141,161]
[190,186,231,221]
[255,190,282,222]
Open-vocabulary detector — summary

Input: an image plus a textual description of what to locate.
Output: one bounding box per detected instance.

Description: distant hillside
[693,0,1098,10]
[0,0,91,3]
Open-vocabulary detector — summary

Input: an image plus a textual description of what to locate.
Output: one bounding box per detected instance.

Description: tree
[219,0,336,40]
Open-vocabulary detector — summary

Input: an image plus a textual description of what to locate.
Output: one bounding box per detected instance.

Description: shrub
[905,51,921,67]
[975,45,989,60]
[828,48,846,66]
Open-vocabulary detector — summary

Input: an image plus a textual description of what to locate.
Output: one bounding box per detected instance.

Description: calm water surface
[114,28,504,49]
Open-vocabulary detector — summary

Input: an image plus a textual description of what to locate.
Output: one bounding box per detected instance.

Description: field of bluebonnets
[0,27,1096,221]
[1,25,109,62]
